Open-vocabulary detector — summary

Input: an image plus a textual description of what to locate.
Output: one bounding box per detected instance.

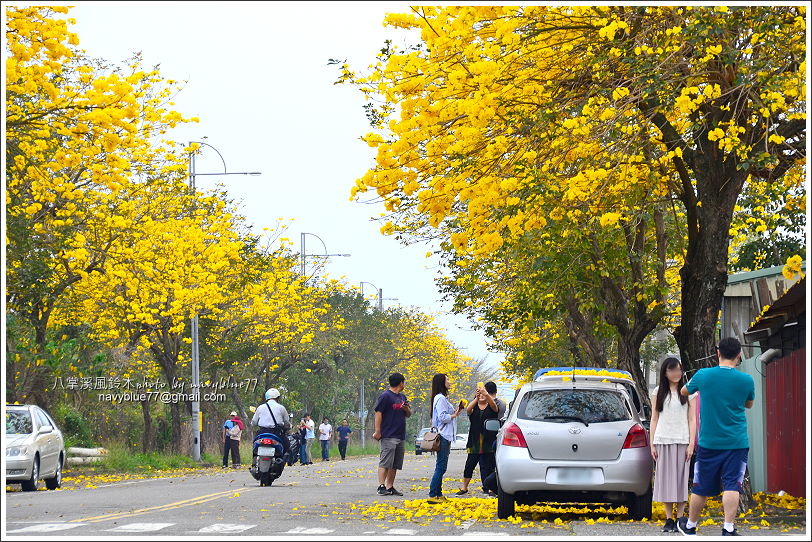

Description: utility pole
[187,141,260,462]
[360,381,365,448]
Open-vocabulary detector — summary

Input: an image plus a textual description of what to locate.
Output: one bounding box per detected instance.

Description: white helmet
[265,388,280,400]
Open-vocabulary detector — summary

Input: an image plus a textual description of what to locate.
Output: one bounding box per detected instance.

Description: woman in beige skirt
[650,357,697,532]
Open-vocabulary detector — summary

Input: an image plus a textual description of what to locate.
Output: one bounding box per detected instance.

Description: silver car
[487,368,653,520]
[6,404,65,491]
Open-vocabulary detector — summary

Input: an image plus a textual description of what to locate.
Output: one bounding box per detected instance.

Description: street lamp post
[299,232,350,281]
[356,281,399,448]
[359,281,382,312]
[188,140,260,462]
[360,281,398,312]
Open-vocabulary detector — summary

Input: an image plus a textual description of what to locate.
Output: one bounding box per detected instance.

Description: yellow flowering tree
[341,5,806,374]
[206,241,337,404]
[5,6,195,406]
[54,183,246,450]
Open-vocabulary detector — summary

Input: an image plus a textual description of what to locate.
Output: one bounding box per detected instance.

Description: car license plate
[546,467,603,485]
[257,446,275,456]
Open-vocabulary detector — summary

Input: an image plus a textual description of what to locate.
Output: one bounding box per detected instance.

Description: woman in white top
[650,357,697,533]
[427,373,464,503]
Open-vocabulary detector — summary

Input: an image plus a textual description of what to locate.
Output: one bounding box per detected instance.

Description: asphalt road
[4,451,804,537]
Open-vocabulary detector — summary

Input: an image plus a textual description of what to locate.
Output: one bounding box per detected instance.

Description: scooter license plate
[257,446,275,456]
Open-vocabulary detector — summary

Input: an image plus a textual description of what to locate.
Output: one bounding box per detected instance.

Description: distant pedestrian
[298,418,308,465]
[373,372,411,496]
[222,411,242,468]
[427,373,464,504]
[457,382,499,497]
[319,417,333,461]
[649,357,697,532]
[336,419,353,460]
[302,413,315,465]
[677,337,755,537]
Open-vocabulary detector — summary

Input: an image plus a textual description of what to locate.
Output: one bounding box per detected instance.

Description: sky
[61,1,506,369]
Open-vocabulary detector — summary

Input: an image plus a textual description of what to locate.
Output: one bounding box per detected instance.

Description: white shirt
[304,419,315,439]
[251,400,290,429]
[652,386,695,445]
[431,393,457,442]
[318,423,332,441]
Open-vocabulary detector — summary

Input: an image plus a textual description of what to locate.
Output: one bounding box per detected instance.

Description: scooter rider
[251,388,291,459]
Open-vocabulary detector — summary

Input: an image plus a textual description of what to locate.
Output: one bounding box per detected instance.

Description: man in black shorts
[372,373,411,496]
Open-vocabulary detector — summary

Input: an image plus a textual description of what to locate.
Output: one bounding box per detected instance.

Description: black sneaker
[722,528,741,536]
[663,519,676,532]
[386,487,403,496]
[676,517,696,536]
[376,484,387,496]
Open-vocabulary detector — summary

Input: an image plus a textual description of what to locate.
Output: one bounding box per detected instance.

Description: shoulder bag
[420,427,440,452]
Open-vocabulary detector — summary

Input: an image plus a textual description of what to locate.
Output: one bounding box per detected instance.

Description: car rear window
[6,410,33,434]
[518,389,631,423]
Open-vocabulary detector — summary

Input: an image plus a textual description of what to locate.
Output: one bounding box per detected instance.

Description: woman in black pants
[456,383,499,496]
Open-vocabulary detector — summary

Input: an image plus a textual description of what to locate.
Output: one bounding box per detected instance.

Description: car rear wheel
[496,477,515,519]
[45,455,63,490]
[628,485,653,520]
[21,455,40,492]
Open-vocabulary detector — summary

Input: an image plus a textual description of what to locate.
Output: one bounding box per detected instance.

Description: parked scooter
[286,432,302,466]
[249,431,286,486]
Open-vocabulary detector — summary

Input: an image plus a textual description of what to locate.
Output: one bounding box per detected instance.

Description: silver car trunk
[517,387,634,461]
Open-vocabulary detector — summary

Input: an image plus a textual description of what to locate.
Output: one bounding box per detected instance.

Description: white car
[6,404,65,491]
[450,433,468,451]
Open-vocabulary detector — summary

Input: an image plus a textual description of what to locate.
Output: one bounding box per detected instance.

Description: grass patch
[67,442,219,474]
[100,444,201,471]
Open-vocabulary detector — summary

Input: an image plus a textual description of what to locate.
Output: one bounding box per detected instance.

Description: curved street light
[300,232,350,281]
[188,140,261,190]
[188,140,261,462]
[359,281,382,312]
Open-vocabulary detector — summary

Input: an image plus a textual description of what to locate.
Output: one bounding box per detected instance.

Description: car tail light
[622,423,648,449]
[501,422,528,448]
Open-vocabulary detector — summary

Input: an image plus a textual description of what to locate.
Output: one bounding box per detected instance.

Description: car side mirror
[484,419,501,432]
[38,425,53,434]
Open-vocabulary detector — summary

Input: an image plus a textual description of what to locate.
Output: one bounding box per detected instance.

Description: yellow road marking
[70,488,256,523]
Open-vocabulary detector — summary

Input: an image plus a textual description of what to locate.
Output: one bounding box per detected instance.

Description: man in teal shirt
[677,337,755,537]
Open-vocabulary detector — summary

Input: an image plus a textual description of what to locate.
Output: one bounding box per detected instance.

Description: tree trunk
[564,296,608,368]
[150,339,183,453]
[229,375,246,418]
[674,137,747,374]
[616,335,652,410]
[25,317,52,410]
[140,399,154,452]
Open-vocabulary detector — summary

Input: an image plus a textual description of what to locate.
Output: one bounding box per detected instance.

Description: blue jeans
[429,436,451,497]
[321,439,330,460]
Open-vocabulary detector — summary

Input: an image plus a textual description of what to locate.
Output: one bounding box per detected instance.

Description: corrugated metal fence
[765,348,806,498]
